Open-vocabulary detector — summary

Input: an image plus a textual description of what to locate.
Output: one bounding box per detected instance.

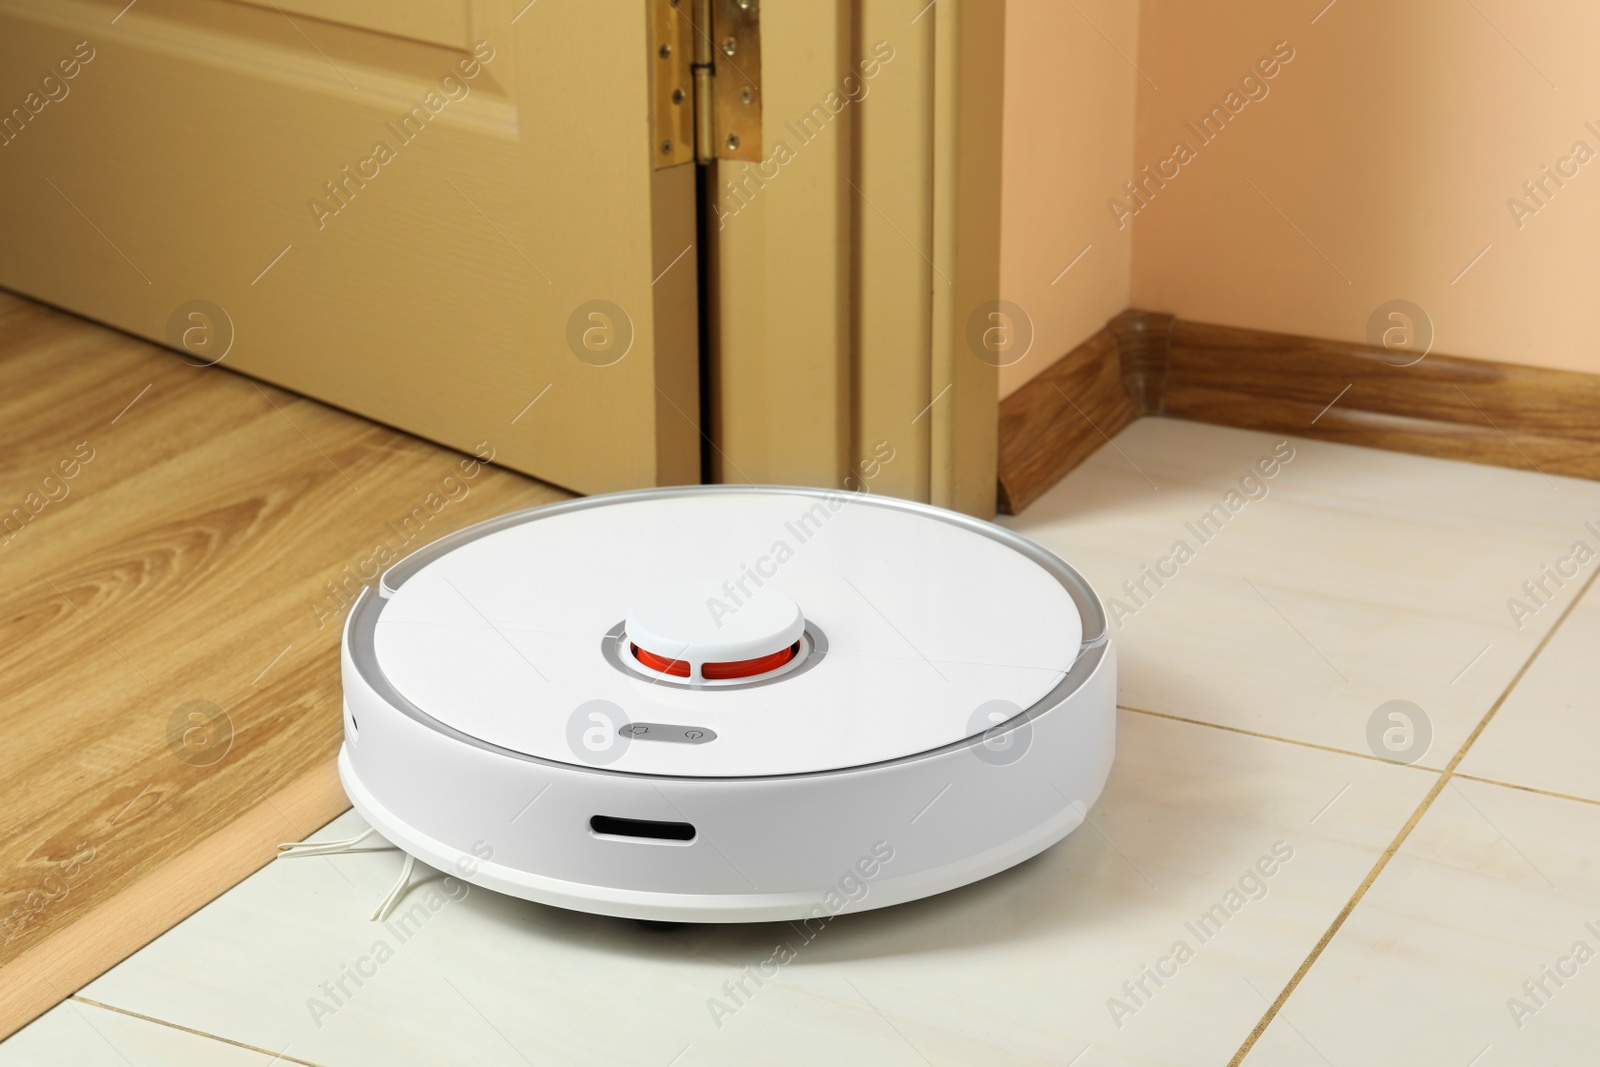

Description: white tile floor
[7,418,1598,1066]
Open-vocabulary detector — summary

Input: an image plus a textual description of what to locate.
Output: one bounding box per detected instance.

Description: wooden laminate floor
[0,291,567,1036]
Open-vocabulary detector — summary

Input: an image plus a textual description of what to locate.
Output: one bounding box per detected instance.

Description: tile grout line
[70,996,330,1067]
[1226,563,1600,1066]
[1118,704,1446,772]
[1451,772,1600,810]
[1122,703,1600,808]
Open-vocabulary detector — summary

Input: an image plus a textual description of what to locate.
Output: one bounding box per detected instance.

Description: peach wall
[1130,0,1600,373]
[1002,0,1600,393]
[998,0,1140,398]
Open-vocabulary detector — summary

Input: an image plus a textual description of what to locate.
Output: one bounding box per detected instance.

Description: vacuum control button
[619,722,717,744]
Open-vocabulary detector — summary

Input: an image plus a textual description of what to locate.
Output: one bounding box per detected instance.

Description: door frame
[706,0,1003,516]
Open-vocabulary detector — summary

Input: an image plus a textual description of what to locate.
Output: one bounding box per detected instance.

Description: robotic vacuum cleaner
[339,486,1115,922]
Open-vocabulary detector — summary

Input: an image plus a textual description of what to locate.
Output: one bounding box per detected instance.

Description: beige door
[0,0,699,494]
[707,0,1003,517]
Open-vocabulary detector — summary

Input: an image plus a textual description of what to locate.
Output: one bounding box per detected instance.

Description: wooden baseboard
[0,761,347,1039]
[997,317,1148,515]
[1160,319,1600,480]
[997,311,1600,513]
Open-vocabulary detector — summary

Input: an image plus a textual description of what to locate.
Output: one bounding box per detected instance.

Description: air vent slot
[590,815,696,842]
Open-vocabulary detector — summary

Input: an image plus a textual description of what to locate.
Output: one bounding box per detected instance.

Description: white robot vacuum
[339,486,1115,922]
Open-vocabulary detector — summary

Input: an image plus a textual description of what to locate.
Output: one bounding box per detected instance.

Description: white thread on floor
[276,826,419,921]
[371,853,417,923]
[276,827,377,857]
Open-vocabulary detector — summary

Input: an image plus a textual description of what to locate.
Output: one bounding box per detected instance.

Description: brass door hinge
[651,0,761,168]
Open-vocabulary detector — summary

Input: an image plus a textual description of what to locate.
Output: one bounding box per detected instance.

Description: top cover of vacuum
[339,486,1116,922]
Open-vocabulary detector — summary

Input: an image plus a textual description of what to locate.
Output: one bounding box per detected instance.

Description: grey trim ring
[352,485,1109,781]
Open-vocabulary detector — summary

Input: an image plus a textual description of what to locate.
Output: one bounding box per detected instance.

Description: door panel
[854,0,935,503]
[929,0,1002,515]
[0,0,698,494]
[707,0,1000,515]
[708,0,852,488]
[230,0,474,51]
